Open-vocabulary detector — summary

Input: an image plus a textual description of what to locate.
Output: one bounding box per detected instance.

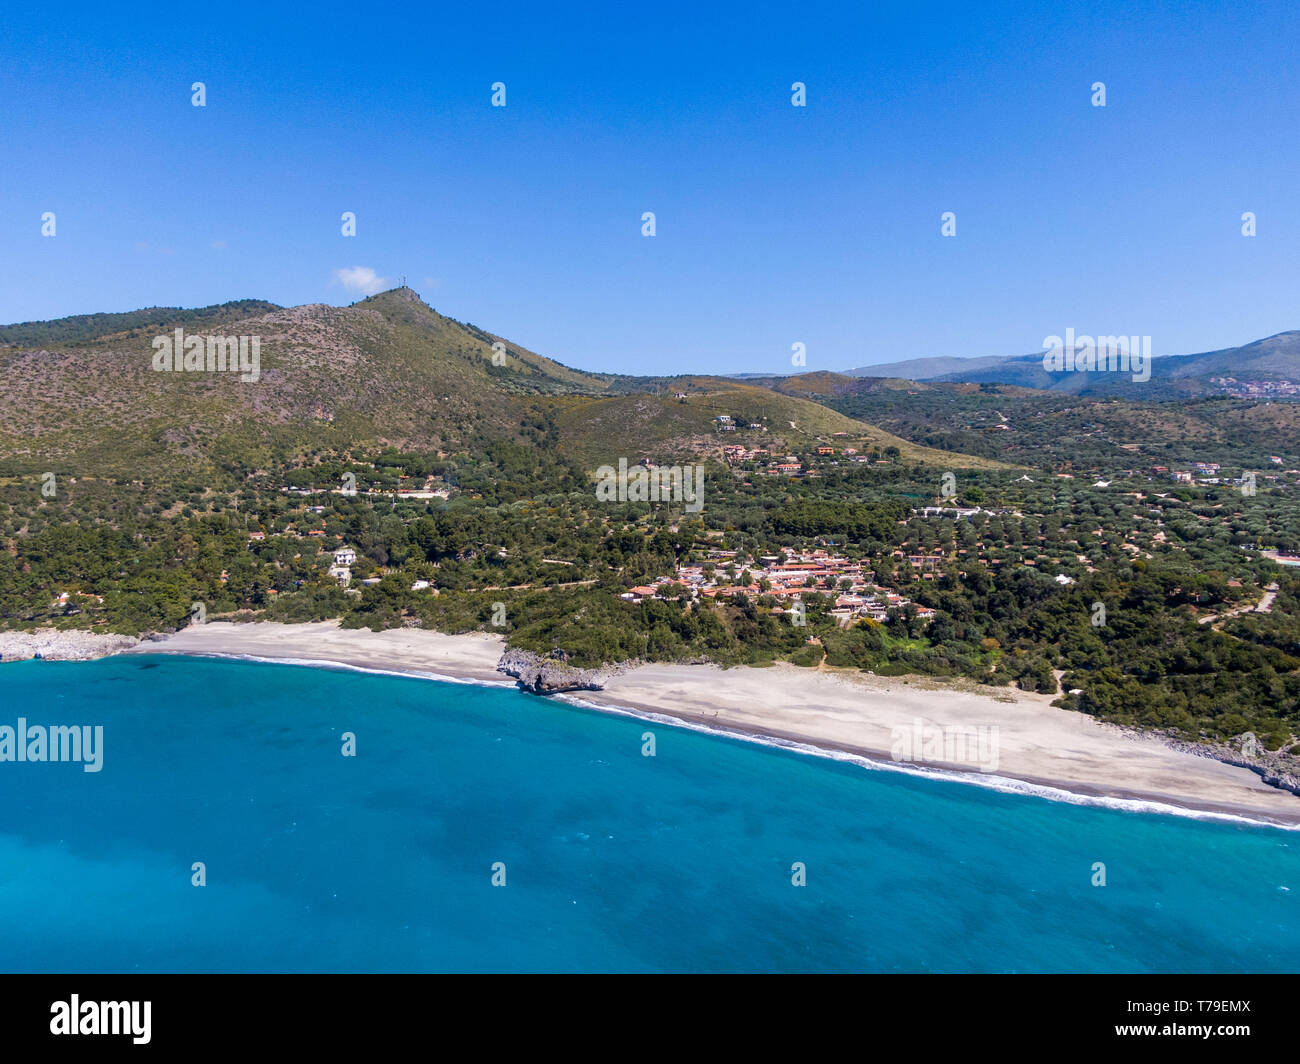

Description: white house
[334,546,357,566]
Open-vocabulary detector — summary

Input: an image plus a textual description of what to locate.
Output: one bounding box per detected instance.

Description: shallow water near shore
[0,655,1296,972]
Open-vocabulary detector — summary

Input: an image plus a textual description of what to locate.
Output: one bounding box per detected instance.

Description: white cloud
[333,266,391,296]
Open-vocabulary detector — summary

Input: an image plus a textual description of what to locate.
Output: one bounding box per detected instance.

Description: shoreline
[8,621,1300,828]
[570,665,1300,830]
[554,692,1297,829]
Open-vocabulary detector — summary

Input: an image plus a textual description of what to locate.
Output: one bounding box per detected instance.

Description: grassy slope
[547,380,1007,469]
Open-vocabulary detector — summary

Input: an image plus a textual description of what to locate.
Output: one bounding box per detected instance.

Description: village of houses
[611,445,1298,626]
[716,417,880,476]
[208,433,1299,624]
[619,547,940,627]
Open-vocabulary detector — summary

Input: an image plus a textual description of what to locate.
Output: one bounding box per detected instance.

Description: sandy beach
[595,663,1300,826]
[110,620,1300,828]
[123,621,510,684]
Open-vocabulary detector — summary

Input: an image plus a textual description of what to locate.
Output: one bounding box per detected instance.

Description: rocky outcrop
[496,647,624,694]
[1134,727,1300,797]
[0,628,141,662]
[1174,741,1300,797]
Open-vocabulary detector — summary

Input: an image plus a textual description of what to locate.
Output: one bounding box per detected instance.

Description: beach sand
[125,621,509,684]
[125,621,1300,827]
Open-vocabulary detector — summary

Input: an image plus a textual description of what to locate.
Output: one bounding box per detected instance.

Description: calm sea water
[0,655,1295,973]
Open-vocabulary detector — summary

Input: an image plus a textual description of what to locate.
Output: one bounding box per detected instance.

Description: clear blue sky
[2,0,1297,374]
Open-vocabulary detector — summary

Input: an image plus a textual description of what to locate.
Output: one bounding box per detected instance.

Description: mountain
[841,331,1300,399]
[0,288,1002,481]
[0,300,282,348]
[1143,330,1300,383]
[747,370,1300,469]
[843,354,1013,380]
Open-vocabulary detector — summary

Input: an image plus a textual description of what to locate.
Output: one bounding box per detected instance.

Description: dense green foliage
[3,435,1299,747]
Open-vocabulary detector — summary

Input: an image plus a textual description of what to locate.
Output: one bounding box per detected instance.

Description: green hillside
[548,382,1004,469]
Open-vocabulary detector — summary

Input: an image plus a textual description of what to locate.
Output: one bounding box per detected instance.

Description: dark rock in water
[496,647,621,694]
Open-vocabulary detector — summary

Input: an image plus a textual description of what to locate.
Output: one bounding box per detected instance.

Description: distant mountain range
[839,331,1300,399]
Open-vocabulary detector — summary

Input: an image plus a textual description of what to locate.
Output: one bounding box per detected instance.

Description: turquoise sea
[0,654,1296,973]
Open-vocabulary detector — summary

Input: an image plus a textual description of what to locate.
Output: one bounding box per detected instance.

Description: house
[333,546,357,565]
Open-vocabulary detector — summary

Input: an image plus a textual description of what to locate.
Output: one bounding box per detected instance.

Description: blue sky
[2,0,1297,374]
